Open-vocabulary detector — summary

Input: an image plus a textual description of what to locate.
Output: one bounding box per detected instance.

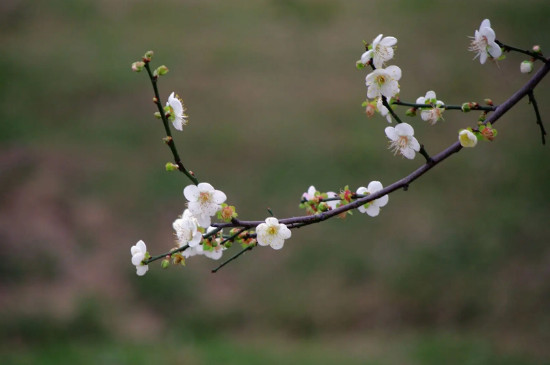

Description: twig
[528,91,546,145]
[144,62,199,185]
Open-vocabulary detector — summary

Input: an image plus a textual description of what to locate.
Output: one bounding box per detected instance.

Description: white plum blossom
[385,122,420,159]
[356,181,389,217]
[172,209,202,248]
[256,217,291,250]
[469,19,502,64]
[130,240,149,276]
[459,129,478,147]
[166,92,188,131]
[416,91,445,125]
[520,60,533,74]
[366,65,402,99]
[184,182,227,228]
[361,34,397,69]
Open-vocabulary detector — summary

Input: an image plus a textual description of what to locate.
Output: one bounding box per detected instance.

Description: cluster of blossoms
[131,181,295,275]
[356,19,509,159]
[358,34,401,124]
[129,16,537,275]
[300,183,389,218]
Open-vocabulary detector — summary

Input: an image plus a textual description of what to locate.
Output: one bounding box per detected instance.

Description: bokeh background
[2,0,550,363]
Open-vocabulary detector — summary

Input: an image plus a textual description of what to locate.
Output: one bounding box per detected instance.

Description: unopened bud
[131,61,145,72]
[520,60,533,74]
[163,136,173,144]
[161,259,170,269]
[484,98,493,106]
[405,108,417,117]
[461,103,471,112]
[154,65,169,77]
[165,162,179,171]
[154,112,161,119]
[143,50,154,62]
[532,45,541,53]
[356,60,366,70]
[458,129,477,148]
[365,103,376,117]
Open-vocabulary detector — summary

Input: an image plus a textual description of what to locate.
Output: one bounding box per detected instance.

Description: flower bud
[154,111,161,119]
[131,61,145,72]
[161,259,170,269]
[484,98,493,106]
[532,45,541,53]
[356,60,366,70]
[165,162,179,171]
[405,108,416,117]
[461,103,471,112]
[154,65,169,77]
[365,103,376,117]
[520,60,533,74]
[458,129,477,148]
[143,50,154,62]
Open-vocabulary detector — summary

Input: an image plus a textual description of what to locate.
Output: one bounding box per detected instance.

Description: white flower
[356,181,389,217]
[302,185,317,201]
[183,183,227,228]
[130,240,149,276]
[416,91,445,125]
[459,129,478,147]
[469,19,502,64]
[256,217,291,250]
[360,34,398,69]
[166,92,188,131]
[520,60,533,74]
[376,97,392,123]
[172,209,202,248]
[366,65,401,99]
[384,122,420,159]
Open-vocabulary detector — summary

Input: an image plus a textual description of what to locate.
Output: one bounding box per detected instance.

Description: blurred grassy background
[1,0,550,363]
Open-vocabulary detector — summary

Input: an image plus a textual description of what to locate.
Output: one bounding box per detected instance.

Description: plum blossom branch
[211,58,550,230]
[143,61,199,185]
[130,21,549,275]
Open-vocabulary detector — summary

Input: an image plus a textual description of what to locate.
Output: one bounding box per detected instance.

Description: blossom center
[267,226,278,236]
[199,192,212,204]
[389,135,409,155]
[375,74,386,86]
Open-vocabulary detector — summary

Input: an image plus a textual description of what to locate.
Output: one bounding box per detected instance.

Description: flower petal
[395,122,414,136]
[401,147,416,160]
[385,126,398,141]
[197,182,214,192]
[487,42,502,58]
[136,265,149,276]
[212,190,227,204]
[184,185,199,202]
[270,238,285,250]
[480,19,491,29]
[376,194,389,207]
[380,36,397,47]
[409,136,421,151]
[385,65,401,80]
[367,181,383,193]
[366,204,380,217]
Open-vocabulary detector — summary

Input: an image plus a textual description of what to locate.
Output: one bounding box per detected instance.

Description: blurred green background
[1,0,550,364]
